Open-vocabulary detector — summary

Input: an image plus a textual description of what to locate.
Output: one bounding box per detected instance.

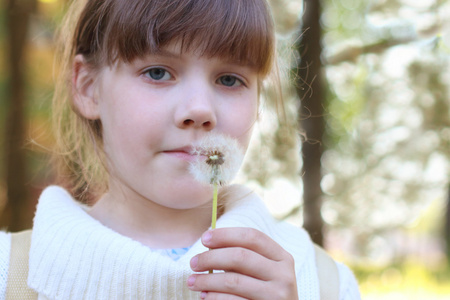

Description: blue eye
[145,68,172,81]
[218,75,243,87]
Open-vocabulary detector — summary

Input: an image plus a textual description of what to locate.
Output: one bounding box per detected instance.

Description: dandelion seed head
[189,133,244,186]
[206,151,225,166]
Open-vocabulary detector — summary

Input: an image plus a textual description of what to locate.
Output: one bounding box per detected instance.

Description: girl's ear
[72,54,100,120]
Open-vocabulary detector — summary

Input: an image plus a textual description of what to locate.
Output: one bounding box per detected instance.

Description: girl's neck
[87,186,212,249]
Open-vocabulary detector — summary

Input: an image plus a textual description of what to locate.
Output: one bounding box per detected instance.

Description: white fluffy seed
[189,133,244,185]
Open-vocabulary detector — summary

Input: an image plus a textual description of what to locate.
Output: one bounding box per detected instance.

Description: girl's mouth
[163,146,198,161]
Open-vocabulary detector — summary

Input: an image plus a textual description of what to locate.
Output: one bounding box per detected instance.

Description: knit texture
[1,185,361,299]
[338,261,363,299]
[0,232,10,300]
[28,187,198,299]
[5,230,37,299]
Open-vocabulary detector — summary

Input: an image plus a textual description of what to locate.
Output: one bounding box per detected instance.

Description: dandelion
[190,133,243,220]
[189,133,244,188]
[190,133,243,273]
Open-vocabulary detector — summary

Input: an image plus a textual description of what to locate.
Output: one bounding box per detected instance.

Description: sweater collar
[28,185,310,299]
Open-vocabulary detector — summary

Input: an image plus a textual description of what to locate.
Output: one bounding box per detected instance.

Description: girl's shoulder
[0,231,11,300]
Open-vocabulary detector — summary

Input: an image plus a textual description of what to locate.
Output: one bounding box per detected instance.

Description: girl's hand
[187,228,298,300]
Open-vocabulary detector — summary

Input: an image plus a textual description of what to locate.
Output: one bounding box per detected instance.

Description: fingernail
[202,231,212,245]
[200,291,207,299]
[190,256,198,269]
[187,275,196,287]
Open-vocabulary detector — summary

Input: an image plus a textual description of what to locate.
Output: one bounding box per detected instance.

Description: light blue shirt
[151,246,192,261]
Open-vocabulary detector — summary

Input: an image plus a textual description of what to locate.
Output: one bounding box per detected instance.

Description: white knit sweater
[0,186,360,300]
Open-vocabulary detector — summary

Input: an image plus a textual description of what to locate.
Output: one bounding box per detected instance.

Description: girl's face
[82,43,258,210]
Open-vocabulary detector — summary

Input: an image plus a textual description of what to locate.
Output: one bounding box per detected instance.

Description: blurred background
[0,0,449,298]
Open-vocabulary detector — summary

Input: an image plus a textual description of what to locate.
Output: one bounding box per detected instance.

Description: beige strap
[6,230,38,300]
[314,244,339,300]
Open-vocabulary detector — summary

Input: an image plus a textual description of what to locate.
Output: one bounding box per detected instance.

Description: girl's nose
[174,89,217,130]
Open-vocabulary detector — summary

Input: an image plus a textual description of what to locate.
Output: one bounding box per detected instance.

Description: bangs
[76,0,275,76]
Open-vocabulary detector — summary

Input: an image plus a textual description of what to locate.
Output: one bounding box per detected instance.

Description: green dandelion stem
[211,181,218,230]
[209,181,218,274]
[209,166,219,274]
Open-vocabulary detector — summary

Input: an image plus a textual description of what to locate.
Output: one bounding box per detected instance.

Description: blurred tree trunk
[445,185,450,262]
[0,0,37,231]
[295,0,325,246]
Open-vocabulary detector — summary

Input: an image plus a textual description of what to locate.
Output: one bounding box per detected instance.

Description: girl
[0,0,360,299]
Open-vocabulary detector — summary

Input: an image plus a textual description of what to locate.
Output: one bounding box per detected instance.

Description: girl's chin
[158,186,213,209]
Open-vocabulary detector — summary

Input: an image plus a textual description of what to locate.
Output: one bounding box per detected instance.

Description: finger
[191,247,276,281]
[200,291,247,300]
[187,272,267,300]
[201,228,288,261]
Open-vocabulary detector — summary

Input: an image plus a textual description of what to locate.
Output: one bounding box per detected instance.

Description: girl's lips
[163,147,197,161]
[164,151,195,161]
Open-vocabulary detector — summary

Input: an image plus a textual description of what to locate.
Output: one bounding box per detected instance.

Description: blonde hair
[52,0,277,202]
